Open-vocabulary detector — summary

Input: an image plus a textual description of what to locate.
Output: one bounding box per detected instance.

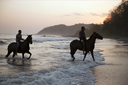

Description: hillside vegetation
[37,24,93,37]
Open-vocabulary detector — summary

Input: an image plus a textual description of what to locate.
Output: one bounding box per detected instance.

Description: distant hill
[37,24,93,36]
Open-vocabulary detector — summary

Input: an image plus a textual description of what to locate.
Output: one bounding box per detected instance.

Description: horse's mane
[88,33,94,41]
[25,35,32,41]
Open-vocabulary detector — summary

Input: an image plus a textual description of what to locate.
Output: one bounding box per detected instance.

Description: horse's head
[26,35,33,44]
[93,32,103,40]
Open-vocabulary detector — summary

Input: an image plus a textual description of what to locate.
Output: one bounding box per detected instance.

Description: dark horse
[5,35,33,59]
[70,32,103,61]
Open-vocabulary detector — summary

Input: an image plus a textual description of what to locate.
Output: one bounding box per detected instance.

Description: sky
[0,0,122,34]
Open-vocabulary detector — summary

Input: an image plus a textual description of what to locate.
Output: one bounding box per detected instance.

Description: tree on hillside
[103,1,128,37]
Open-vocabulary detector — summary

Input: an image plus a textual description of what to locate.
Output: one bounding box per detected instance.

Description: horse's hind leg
[70,48,77,61]
[71,54,75,61]
[12,52,16,58]
[5,51,12,58]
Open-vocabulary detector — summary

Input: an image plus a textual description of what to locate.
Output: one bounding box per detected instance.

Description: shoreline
[91,37,128,85]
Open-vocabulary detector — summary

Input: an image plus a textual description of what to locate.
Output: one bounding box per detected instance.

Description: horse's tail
[70,40,80,54]
[70,40,75,50]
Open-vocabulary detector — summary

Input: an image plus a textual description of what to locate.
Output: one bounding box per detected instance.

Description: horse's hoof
[72,58,75,61]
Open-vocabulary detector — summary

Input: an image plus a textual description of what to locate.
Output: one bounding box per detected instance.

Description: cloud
[62,12,84,17]
[90,13,108,17]
[60,12,108,18]
[73,12,84,16]
[63,14,71,16]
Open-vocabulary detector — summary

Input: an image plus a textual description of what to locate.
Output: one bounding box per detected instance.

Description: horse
[70,32,103,61]
[5,35,33,59]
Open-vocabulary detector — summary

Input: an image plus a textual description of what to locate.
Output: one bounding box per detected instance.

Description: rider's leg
[81,40,85,54]
[16,42,19,55]
[83,42,85,54]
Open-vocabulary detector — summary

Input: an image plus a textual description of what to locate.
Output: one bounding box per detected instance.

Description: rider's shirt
[16,34,22,44]
[79,30,86,41]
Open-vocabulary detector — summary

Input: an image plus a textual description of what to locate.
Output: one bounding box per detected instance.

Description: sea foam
[0,51,104,85]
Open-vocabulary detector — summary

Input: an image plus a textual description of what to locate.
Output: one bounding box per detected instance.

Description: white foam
[0,51,104,85]
[33,35,76,43]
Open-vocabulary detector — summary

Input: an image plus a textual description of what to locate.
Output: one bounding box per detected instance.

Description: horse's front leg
[27,51,32,59]
[22,53,25,59]
[83,51,87,61]
[91,51,95,61]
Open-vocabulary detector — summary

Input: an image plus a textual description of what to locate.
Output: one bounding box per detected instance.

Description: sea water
[0,33,104,85]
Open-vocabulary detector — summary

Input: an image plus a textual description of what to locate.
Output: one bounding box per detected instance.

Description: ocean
[0,33,104,85]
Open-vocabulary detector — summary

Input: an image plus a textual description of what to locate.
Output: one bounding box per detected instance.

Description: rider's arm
[20,35,24,40]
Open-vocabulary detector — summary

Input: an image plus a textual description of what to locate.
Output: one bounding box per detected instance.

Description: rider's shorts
[16,40,20,44]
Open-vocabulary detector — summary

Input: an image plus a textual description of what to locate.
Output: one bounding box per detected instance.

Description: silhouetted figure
[16,30,24,55]
[70,32,103,61]
[5,35,33,59]
[79,26,86,54]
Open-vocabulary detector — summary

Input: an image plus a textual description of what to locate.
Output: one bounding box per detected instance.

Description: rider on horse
[16,30,24,55]
[79,26,86,54]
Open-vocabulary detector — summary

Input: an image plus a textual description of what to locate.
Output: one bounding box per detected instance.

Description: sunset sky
[0,0,122,34]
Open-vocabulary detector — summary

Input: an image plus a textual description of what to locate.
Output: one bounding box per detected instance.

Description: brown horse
[70,32,103,61]
[5,35,33,59]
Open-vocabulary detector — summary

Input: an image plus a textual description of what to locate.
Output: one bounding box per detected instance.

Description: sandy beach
[91,38,128,85]
[91,57,128,85]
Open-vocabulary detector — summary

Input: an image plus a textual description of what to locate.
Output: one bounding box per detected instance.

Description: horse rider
[79,26,86,54]
[16,30,24,55]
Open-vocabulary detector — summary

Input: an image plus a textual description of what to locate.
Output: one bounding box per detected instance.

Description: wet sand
[91,57,128,85]
[91,38,128,85]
